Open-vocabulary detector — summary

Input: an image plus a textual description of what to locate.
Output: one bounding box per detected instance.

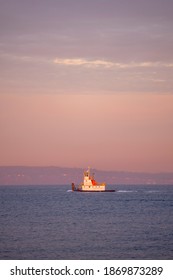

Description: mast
[88,166,90,177]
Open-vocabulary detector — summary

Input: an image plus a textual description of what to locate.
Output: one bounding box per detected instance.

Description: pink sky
[0,0,173,172]
[1,93,173,172]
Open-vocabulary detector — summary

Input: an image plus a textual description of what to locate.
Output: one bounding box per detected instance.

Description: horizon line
[0,165,173,174]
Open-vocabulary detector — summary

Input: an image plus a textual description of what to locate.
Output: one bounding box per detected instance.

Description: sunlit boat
[72,168,115,192]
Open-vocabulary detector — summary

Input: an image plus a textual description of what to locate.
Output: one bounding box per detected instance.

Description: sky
[0,0,173,172]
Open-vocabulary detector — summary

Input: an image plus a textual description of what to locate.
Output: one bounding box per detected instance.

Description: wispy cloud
[2,51,173,71]
[53,58,173,69]
[53,58,114,68]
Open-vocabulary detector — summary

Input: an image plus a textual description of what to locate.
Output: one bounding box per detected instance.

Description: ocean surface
[0,185,173,260]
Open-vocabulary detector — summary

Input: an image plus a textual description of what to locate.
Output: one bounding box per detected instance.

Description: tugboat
[72,168,115,192]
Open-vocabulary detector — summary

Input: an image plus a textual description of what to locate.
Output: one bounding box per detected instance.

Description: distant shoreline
[0,166,173,185]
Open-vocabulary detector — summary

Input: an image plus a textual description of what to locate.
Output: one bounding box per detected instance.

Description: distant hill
[0,166,173,185]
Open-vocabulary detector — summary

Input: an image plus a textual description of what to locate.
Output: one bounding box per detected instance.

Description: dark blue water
[0,185,173,259]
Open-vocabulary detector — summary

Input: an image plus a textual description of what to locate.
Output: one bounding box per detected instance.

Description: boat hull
[73,189,115,192]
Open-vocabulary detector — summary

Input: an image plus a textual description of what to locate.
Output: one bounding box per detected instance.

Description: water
[0,185,173,259]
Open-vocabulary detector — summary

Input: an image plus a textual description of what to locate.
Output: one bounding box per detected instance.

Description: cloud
[53,58,173,69]
[53,58,114,68]
[2,51,173,72]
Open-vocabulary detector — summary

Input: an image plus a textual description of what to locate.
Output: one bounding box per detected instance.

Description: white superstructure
[72,168,106,192]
